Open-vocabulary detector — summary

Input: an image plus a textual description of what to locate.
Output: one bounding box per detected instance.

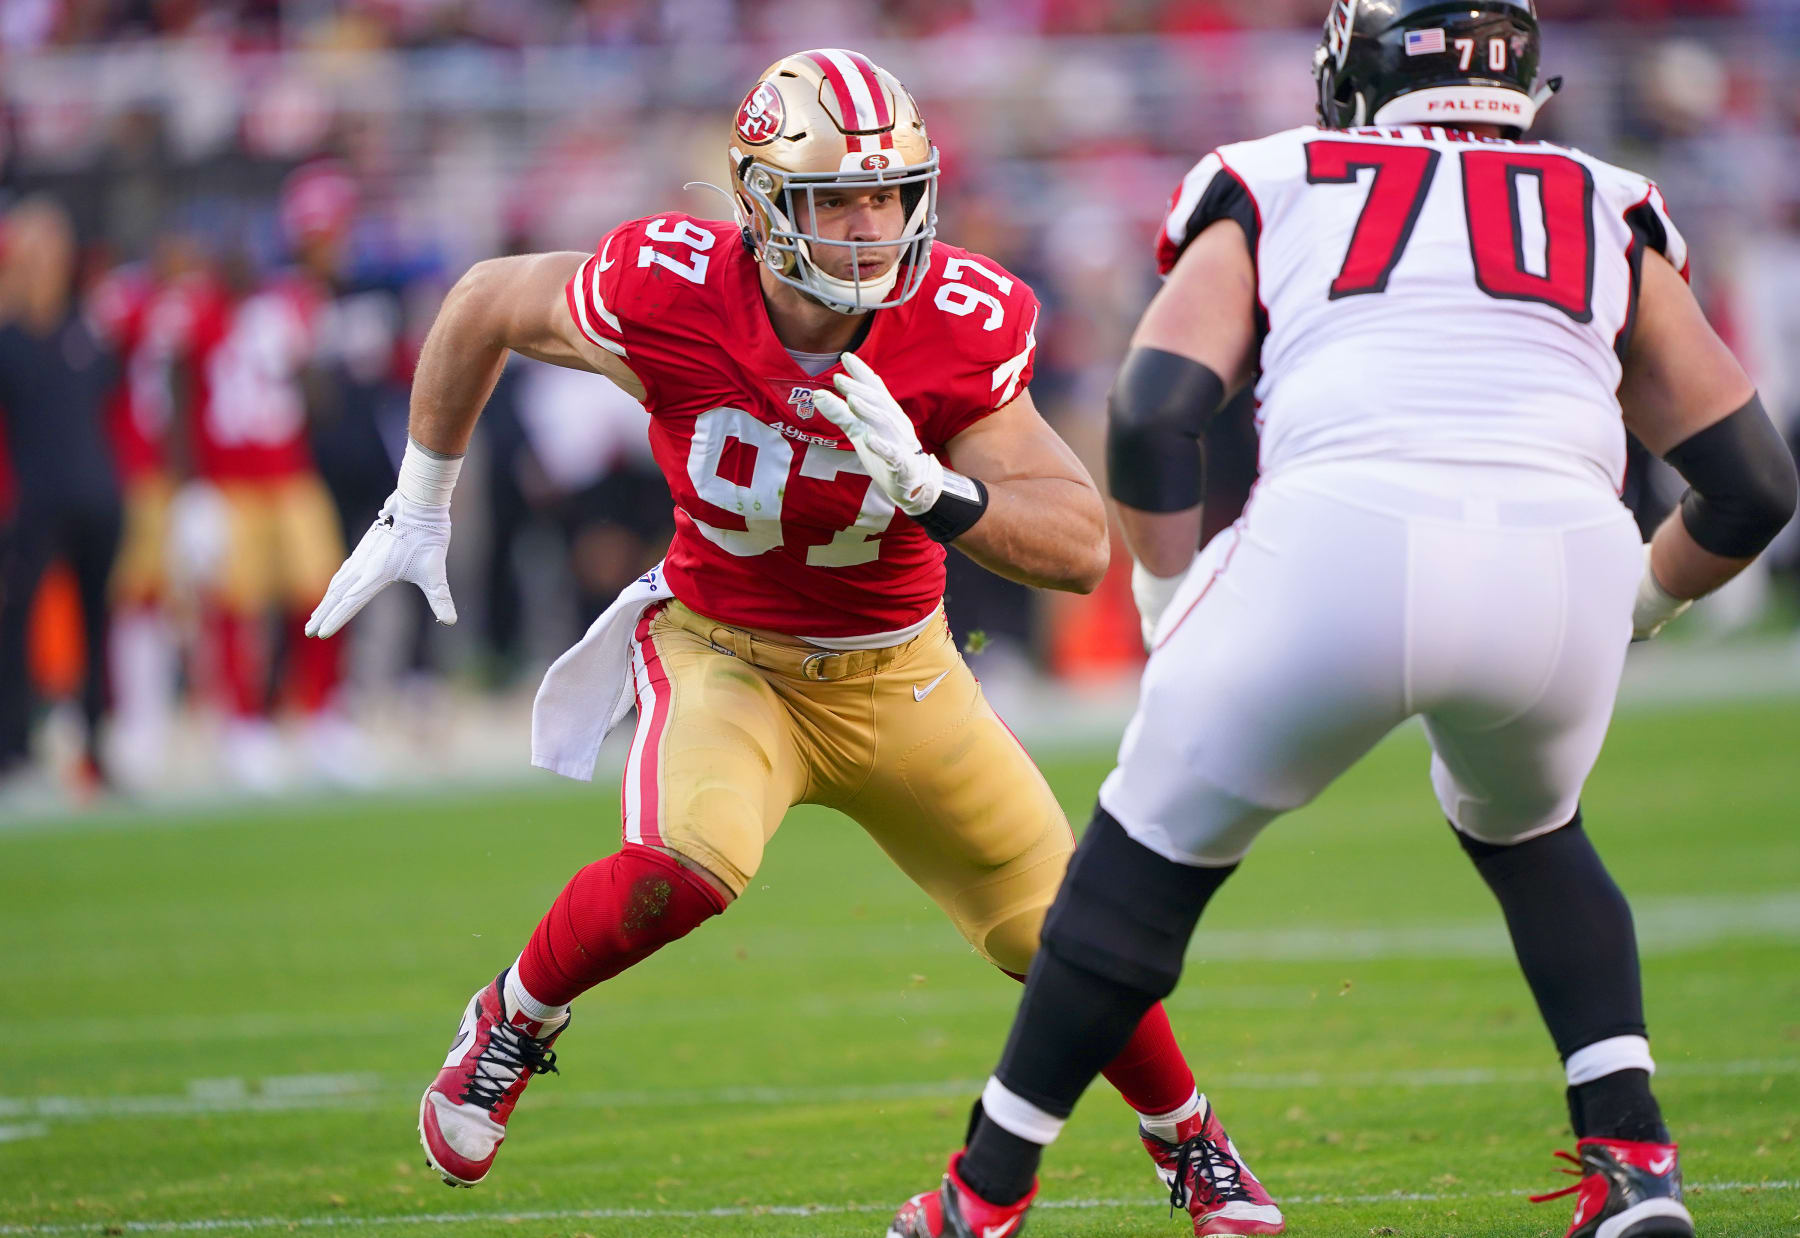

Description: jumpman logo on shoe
[913,669,952,702]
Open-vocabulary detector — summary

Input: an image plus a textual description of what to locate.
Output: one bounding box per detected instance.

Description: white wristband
[1632,542,1691,640]
[396,437,463,509]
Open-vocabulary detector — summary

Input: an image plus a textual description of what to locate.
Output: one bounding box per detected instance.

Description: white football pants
[1100,463,1644,865]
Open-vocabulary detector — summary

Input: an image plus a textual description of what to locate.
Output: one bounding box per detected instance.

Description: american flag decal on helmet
[1405,28,1447,55]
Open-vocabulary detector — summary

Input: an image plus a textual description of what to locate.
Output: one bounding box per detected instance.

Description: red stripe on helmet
[842,51,892,127]
[806,51,867,131]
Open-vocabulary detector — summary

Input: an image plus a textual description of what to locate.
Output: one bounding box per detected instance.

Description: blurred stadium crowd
[2,1,1798,803]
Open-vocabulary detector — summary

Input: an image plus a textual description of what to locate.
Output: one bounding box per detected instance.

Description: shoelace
[459,1020,560,1111]
[1168,1131,1252,1216]
[1528,1149,1586,1204]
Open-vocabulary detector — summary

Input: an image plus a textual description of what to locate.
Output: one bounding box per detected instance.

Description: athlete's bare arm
[408,251,647,456]
[1113,218,1258,577]
[943,389,1109,594]
[1620,251,1770,601]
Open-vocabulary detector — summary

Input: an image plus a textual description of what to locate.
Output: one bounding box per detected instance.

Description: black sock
[1568,1069,1669,1144]
[960,1103,1043,1207]
[957,948,1156,1206]
[958,810,1236,1206]
[995,813,1236,1117]
[1454,813,1649,1057]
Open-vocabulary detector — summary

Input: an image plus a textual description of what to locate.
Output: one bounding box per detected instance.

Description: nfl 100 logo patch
[788,385,816,419]
[1406,28,1446,55]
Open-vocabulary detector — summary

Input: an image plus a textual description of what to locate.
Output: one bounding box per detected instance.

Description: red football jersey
[89,264,172,481]
[565,214,1040,638]
[184,273,322,482]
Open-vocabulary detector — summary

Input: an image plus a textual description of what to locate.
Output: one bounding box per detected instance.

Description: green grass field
[3,696,1797,1237]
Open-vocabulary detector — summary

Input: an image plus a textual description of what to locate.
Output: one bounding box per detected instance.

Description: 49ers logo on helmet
[860,153,891,170]
[736,82,784,145]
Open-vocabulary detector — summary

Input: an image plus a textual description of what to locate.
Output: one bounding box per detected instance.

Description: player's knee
[649,846,738,906]
[1451,798,1579,851]
[662,787,766,895]
[976,907,1044,977]
[575,844,729,963]
[1038,808,1236,1000]
[1452,807,1590,869]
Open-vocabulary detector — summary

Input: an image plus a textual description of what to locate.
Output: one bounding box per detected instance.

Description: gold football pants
[618,599,1073,973]
[216,474,344,613]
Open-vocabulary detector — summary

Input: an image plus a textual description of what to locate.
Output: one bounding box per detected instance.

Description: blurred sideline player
[898,3,1797,1238]
[88,235,205,790]
[168,164,354,789]
[308,49,1284,1237]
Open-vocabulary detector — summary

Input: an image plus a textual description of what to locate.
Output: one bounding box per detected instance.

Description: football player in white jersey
[889,2,1797,1237]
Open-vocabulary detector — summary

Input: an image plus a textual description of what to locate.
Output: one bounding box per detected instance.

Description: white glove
[1131,556,1197,650]
[811,351,943,516]
[305,490,456,638]
[165,481,231,590]
[1631,542,1690,642]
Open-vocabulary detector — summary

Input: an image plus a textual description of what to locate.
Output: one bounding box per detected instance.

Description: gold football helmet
[728,49,938,314]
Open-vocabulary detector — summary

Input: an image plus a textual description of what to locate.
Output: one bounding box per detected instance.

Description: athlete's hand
[1131,556,1198,650]
[1631,542,1690,642]
[811,352,943,516]
[306,490,456,638]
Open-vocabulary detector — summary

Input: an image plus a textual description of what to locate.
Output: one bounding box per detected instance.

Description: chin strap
[1531,75,1564,110]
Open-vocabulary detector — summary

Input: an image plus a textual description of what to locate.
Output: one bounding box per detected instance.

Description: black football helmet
[1314,0,1558,135]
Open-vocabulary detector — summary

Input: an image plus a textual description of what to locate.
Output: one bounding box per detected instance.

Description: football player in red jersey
[88,235,208,791]
[308,48,1283,1237]
[172,166,358,790]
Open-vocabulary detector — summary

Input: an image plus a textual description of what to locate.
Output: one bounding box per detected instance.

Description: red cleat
[1141,1095,1285,1235]
[417,970,568,1187]
[889,1152,1036,1238]
[1531,1137,1693,1238]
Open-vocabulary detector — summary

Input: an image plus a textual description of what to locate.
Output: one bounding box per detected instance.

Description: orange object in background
[1047,531,1145,682]
[28,560,85,697]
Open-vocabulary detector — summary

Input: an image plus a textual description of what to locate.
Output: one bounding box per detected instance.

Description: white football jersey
[1158,124,1688,492]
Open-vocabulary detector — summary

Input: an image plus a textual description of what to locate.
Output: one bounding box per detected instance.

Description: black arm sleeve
[1662,393,1798,558]
[1104,347,1227,513]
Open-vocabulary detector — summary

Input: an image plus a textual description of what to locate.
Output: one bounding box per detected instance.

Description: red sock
[1099,1002,1197,1115]
[517,845,728,1007]
[209,610,263,716]
[1001,968,1196,1115]
[286,614,342,713]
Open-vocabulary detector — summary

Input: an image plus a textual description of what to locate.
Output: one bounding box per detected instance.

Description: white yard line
[3,1059,1793,1124]
[3,1182,1795,1235]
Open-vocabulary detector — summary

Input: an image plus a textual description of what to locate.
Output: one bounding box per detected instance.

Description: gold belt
[659,600,941,682]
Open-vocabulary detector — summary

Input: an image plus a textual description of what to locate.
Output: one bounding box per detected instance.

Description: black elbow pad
[1105,347,1227,513]
[1663,393,1799,558]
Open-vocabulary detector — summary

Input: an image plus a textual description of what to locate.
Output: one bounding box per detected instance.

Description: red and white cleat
[417,970,568,1187]
[889,1152,1036,1238]
[1141,1095,1285,1235]
[1531,1137,1693,1238]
